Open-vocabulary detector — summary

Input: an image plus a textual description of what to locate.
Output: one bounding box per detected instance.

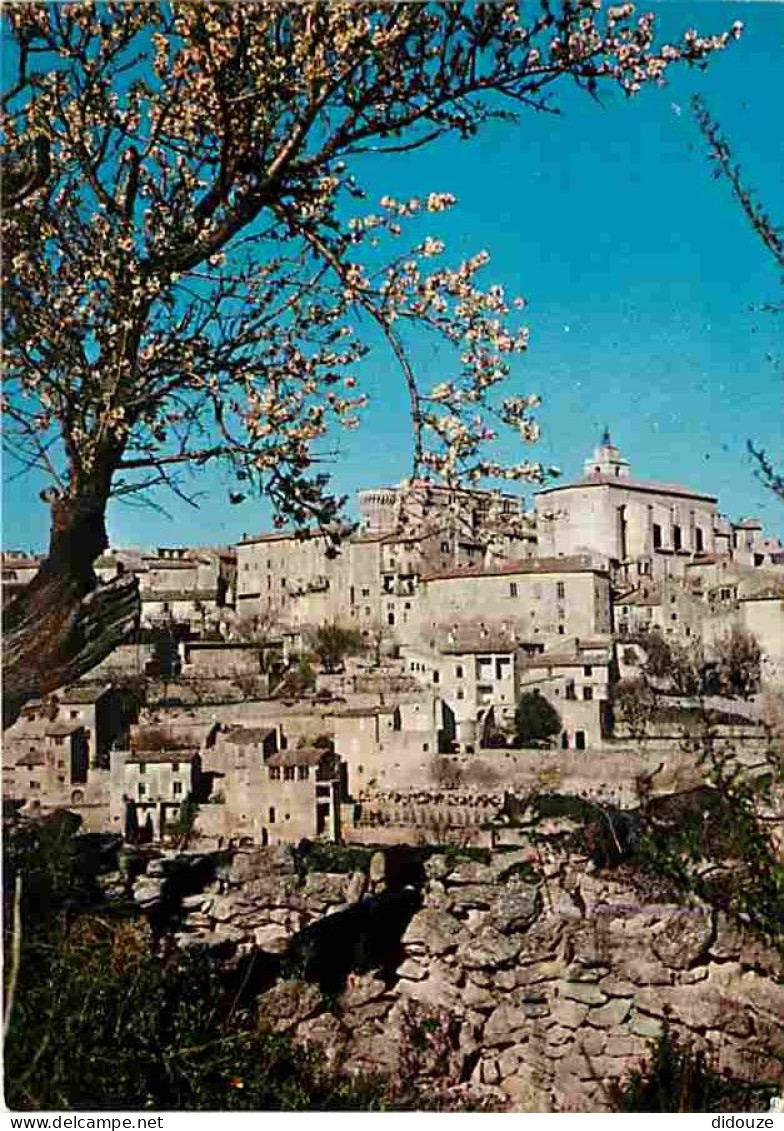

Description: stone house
[535,432,721,585]
[99,545,236,634]
[260,747,344,845]
[110,746,205,841]
[52,682,124,767]
[179,639,274,681]
[1,551,43,608]
[402,639,520,753]
[517,646,613,750]
[200,724,280,839]
[414,557,612,645]
[615,579,706,643]
[332,699,445,792]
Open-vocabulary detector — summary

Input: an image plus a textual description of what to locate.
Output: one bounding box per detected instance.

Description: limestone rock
[629,1012,663,1039]
[396,957,427,981]
[258,979,323,1033]
[303,871,356,905]
[294,1012,348,1066]
[447,860,497,886]
[339,972,388,1011]
[550,998,590,1030]
[500,1065,551,1112]
[132,878,165,910]
[402,908,466,956]
[424,854,450,881]
[484,1002,541,1047]
[369,850,387,885]
[344,870,367,903]
[589,997,631,1028]
[490,884,540,934]
[449,883,500,912]
[650,905,713,970]
[457,927,521,970]
[253,924,290,954]
[559,981,607,1006]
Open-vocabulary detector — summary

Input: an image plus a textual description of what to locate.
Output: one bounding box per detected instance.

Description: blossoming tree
[1,1,740,722]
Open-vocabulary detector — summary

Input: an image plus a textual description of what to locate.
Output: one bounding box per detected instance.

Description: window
[575,731,586,751]
[671,613,678,622]
[510,582,518,598]
[583,665,593,677]
[565,681,576,701]
[583,687,593,701]
[432,670,440,684]
[173,781,182,795]
[269,766,281,780]
[456,665,464,679]
[422,743,429,752]
[653,524,662,550]
[673,524,682,551]
[440,541,449,553]
[298,765,310,780]
[138,783,146,797]
[70,709,79,719]
[695,527,704,553]
[362,588,370,597]
[556,581,565,599]
[387,612,395,626]
[558,625,565,635]
[284,766,296,781]
[457,689,465,700]
[172,762,179,773]
[268,806,276,823]
[30,780,40,791]
[138,762,146,775]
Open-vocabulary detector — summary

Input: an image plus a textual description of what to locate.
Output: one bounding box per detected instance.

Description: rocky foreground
[109,840,783,1113]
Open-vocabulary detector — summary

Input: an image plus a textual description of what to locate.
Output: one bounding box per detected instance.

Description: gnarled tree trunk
[2,492,139,728]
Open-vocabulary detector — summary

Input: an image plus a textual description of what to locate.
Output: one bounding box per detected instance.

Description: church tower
[583,427,631,480]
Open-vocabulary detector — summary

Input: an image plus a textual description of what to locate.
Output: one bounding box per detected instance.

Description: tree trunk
[2,492,140,728]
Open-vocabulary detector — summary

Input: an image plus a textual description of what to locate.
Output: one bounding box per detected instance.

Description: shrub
[612,1026,777,1113]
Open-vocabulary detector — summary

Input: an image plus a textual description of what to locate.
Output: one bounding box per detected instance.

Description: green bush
[514,692,561,747]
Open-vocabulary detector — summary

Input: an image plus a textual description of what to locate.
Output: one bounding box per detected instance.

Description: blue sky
[3,1,782,553]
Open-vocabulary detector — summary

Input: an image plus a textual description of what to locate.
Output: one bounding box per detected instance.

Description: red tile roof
[420,555,605,583]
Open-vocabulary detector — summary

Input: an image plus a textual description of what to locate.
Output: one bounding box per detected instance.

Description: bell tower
[583,427,631,479]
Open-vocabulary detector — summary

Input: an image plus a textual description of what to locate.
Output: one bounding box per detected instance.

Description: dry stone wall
[116,843,783,1112]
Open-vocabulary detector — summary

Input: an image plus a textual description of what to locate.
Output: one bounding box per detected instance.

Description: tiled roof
[267,747,332,768]
[420,555,605,583]
[537,476,717,503]
[334,705,397,718]
[222,726,276,746]
[46,720,85,737]
[519,651,610,670]
[126,752,196,765]
[14,750,46,766]
[58,683,110,704]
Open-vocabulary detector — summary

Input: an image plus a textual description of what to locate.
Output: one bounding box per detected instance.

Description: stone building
[1,551,43,608]
[111,750,204,841]
[332,699,445,792]
[97,545,236,634]
[413,557,612,646]
[535,431,721,585]
[517,645,613,750]
[402,638,520,753]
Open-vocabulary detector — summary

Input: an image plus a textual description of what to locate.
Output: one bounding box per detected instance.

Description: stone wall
[117,842,783,1112]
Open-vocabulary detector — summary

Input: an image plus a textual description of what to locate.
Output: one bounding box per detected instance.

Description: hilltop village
[4,432,784,848]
